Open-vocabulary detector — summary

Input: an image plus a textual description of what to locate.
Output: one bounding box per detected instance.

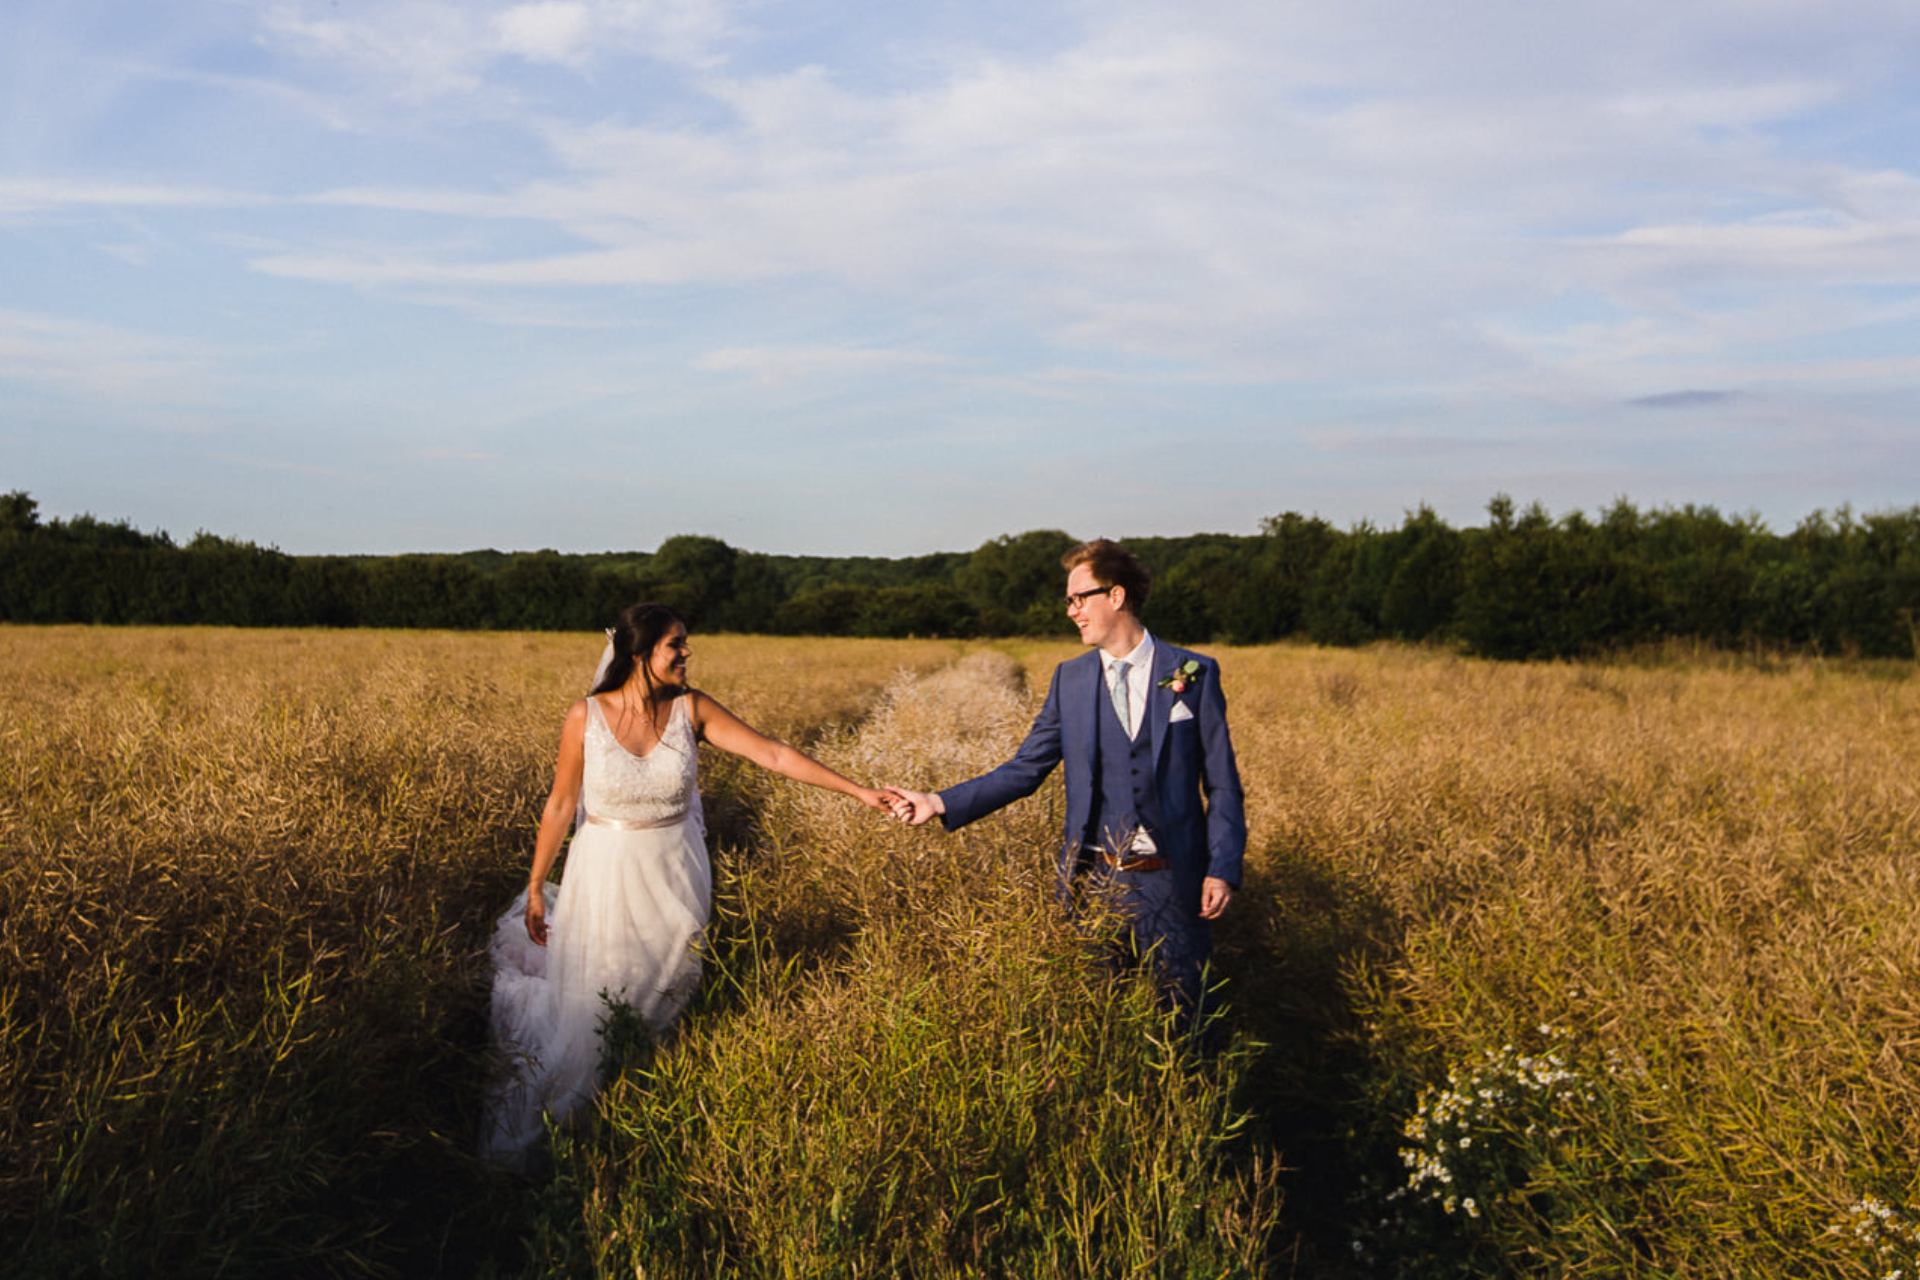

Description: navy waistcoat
[1083,684,1164,855]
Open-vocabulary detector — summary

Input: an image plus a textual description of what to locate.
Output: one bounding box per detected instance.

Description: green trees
[3,488,1916,658]
[773,584,875,636]
[1454,499,1661,659]
[0,491,41,538]
[357,556,496,629]
[955,530,1078,634]
[854,583,979,638]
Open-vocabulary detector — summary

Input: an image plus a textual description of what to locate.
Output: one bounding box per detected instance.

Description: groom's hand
[884,787,944,826]
[1199,876,1234,920]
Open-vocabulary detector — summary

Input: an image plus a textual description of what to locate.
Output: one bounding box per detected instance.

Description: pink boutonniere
[1157,659,1203,693]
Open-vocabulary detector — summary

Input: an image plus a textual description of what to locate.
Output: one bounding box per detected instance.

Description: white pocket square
[1168,702,1194,723]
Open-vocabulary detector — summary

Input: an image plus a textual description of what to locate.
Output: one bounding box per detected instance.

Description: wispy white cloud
[415,445,503,462]
[494,3,594,66]
[0,309,223,416]
[258,0,734,99]
[695,344,954,384]
[209,451,352,478]
[0,178,269,219]
[1605,214,1920,277]
[259,1,496,100]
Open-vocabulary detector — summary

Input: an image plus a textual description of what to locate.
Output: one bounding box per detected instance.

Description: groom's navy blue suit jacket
[938,639,1246,903]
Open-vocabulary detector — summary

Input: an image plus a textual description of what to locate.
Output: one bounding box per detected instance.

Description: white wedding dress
[482,693,711,1168]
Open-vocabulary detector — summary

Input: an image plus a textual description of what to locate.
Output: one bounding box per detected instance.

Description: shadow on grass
[1215,839,1406,1278]
[9,929,553,1280]
[698,754,863,977]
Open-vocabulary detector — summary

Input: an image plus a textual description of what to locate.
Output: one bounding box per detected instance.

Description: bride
[482,602,896,1168]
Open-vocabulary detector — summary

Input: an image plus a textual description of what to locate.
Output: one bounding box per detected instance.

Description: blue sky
[3,0,1917,555]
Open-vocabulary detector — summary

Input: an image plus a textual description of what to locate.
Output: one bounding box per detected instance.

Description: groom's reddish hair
[1062,538,1151,615]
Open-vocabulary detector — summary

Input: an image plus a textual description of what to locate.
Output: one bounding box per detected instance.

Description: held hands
[853,785,922,822]
[852,786,900,814]
[881,786,943,826]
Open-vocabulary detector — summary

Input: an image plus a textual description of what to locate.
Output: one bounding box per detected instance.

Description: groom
[889,538,1245,1024]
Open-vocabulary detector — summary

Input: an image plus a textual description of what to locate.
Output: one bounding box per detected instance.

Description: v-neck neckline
[593,693,679,761]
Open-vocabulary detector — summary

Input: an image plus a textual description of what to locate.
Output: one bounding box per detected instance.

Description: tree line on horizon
[3,489,1917,661]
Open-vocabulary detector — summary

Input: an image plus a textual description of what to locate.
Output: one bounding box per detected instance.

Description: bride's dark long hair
[589,602,688,701]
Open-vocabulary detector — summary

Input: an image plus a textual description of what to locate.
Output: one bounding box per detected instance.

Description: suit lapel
[1147,640,1180,766]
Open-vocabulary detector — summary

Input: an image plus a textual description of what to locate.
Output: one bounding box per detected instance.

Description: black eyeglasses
[1064,585,1113,611]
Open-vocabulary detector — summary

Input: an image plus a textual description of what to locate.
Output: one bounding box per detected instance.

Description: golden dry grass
[564,646,1282,1277]
[1212,642,1920,1273]
[5,625,1918,1276]
[0,626,961,1276]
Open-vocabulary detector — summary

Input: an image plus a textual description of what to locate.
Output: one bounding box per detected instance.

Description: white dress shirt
[1100,632,1158,855]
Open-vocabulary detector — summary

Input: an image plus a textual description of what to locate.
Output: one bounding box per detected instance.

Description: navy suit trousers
[1081,858,1214,1031]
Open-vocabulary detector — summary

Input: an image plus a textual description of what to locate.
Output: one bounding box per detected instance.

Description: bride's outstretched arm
[522,699,589,946]
[691,691,897,814]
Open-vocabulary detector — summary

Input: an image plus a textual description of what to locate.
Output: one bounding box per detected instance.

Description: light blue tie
[1109,659,1131,733]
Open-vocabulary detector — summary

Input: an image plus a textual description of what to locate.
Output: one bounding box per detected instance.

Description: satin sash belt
[585,812,687,831]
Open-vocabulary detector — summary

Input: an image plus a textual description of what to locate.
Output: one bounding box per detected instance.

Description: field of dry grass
[3,626,1917,1277]
[0,627,961,1276]
[1216,642,1920,1274]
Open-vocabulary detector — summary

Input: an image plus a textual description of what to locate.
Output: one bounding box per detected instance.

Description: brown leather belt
[1099,849,1167,873]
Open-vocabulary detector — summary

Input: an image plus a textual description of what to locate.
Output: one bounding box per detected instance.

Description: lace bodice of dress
[582,694,698,825]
